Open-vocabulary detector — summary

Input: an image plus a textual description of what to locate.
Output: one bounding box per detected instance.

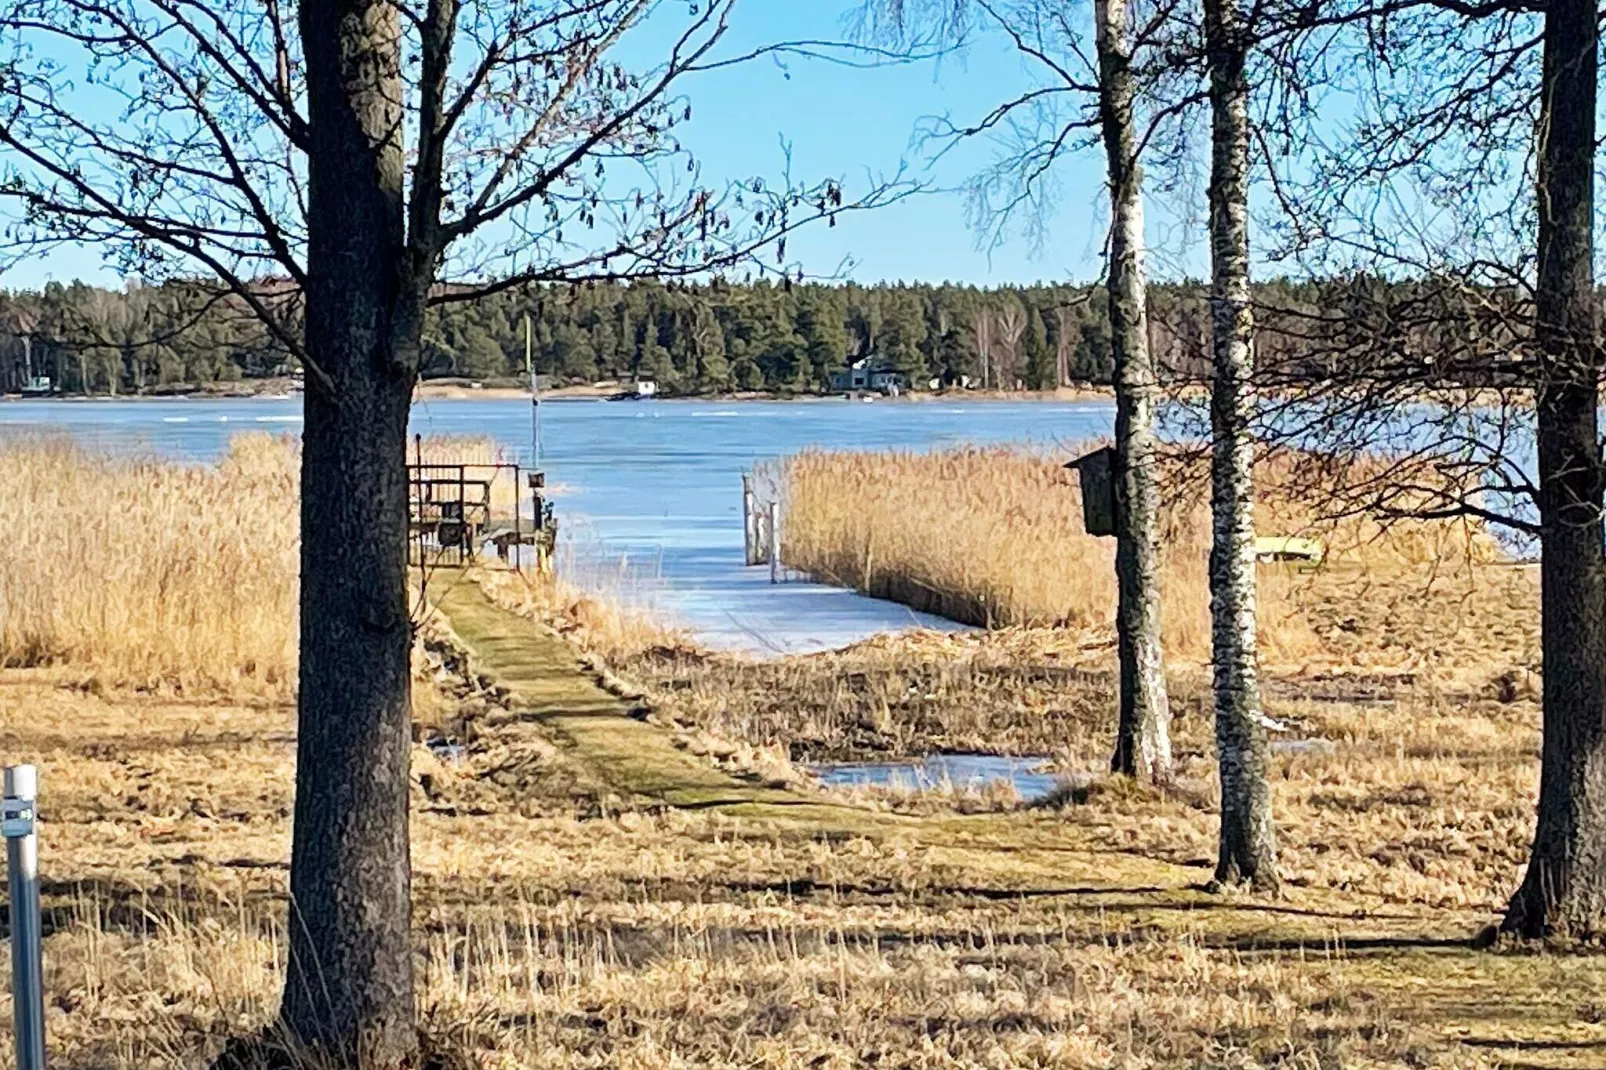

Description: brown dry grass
[4,587,1599,1069]
[469,566,689,667]
[0,434,299,697]
[614,631,1538,910]
[770,446,1533,678]
[1,438,1597,1069]
[0,434,520,700]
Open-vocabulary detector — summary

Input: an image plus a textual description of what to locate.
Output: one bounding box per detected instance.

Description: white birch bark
[1096,0,1172,782]
[1204,0,1278,891]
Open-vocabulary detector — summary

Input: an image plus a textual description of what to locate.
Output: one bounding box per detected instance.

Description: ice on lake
[0,395,1117,654]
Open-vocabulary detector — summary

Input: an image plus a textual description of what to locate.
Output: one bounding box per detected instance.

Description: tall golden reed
[771,445,1510,668]
[0,433,300,695]
[0,432,519,696]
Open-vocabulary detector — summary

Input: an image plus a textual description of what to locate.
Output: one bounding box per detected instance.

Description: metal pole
[769,501,782,585]
[5,764,45,1070]
[512,463,522,571]
[525,312,541,471]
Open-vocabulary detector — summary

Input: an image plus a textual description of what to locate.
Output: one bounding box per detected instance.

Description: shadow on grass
[1464,1038,1606,1050]
[19,876,282,940]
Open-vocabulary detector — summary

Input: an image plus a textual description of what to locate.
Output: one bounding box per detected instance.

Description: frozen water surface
[0,395,1115,654]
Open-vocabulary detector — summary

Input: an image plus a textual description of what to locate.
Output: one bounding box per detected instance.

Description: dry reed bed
[0,434,299,697]
[0,434,1591,1067]
[0,433,517,700]
[768,446,1534,677]
[470,556,1540,913]
[3,668,1592,1069]
[577,623,1540,911]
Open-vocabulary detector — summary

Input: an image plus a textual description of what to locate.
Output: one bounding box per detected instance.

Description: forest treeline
[0,276,1430,396]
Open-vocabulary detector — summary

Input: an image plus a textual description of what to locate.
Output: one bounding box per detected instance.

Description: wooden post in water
[742,475,759,566]
[769,500,782,584]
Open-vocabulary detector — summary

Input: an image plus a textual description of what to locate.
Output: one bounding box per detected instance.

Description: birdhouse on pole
[1065,447,1118,537]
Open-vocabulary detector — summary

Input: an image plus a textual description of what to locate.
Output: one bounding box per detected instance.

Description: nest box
[1064,447,1117,537]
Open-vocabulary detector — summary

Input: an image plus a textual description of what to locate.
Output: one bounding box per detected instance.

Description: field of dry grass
[768,446,1535,681]
[0,433,519,700]
[0,434,299,697]
[1,437,1600,1069]
[5,571,1601,1069]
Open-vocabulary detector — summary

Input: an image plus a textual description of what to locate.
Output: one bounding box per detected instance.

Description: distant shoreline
[1,382,1116,405]
[417,383,1115,403]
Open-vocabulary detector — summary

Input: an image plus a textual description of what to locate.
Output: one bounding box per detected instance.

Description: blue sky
[673,0,1128,286]
[3,0,1206,291]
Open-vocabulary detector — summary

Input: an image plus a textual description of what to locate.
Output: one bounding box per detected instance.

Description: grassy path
[434,572,1606,1067]
[433,572,1198,890]
[433,573,840,817]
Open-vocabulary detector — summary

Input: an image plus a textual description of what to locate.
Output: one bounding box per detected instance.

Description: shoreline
[1,383,1117,404]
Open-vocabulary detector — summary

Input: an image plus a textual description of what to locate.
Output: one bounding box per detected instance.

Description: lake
[0,395,1116,653]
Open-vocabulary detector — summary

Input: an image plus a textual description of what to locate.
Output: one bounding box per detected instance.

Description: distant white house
[633,378,658,398]
[830,355,905,395]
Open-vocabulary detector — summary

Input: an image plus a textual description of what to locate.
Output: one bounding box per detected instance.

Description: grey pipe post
[4,764,44,1070]
[769,501,782,585]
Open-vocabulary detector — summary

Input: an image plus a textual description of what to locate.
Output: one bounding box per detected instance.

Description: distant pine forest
[0,277,1486,396]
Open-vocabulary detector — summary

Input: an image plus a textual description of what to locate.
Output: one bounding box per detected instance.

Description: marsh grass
[0,433,521,699]
[1,433,1594,1069]
[3,658,1592,1070]
[0,434,299,696]
[472,563,689,666]
[15,878,1502,1070]
[768,446,1529,675]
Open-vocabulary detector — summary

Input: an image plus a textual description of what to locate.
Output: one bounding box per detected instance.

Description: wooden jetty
[409,442,556,572]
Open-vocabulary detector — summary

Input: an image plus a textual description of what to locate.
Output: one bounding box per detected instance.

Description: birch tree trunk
[1096,0,1172,782]
[1504,0,1606,940]
[1204,0,1277,892]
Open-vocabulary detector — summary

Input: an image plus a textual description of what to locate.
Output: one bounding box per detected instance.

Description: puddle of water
[425,738,466,764]
[811,741,1339,803]
[808,754,1060,802]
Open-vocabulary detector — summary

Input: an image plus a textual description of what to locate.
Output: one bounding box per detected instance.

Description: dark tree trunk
[1204,0,1277,893]
[1504,0,1606,940]
[1097,0,1172,782]
[282,2,419,1063]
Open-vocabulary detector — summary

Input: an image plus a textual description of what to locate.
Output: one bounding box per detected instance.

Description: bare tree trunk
[1056,306,1073,387]
[281,2,418,1063]
[1097,0,1172,782]
[975,312,992,390]
[1504,0,1606,940]
[1204,0,1277,892]
[997,301,1026,390]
